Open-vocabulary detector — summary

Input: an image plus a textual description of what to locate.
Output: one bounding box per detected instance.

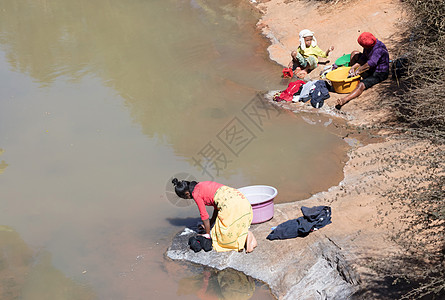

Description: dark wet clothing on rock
[310,80,330,108]
[189,235,213,252]
[266,206,332,240]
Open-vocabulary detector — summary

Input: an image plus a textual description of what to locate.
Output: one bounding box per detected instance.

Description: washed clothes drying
[310,80,331,108]
[274,80,306,102]
[299,80,317,103]
[266,206,332,240]
[299,80,330,108]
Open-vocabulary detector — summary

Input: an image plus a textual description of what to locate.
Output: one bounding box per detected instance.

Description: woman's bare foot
[335,97,348,109]
[245,231,257,253]
[335,82,365,110]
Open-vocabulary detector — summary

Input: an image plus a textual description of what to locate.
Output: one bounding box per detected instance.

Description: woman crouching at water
[172,178,257,253]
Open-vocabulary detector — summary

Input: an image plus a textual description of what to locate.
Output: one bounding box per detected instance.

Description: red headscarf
[358,32,377,48]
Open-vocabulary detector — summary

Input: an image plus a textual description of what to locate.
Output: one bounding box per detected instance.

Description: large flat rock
[166,199,364,299]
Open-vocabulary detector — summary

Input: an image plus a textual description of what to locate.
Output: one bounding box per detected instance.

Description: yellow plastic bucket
[326,67,361,94]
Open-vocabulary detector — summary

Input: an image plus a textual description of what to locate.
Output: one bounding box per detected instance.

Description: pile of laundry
[273,79,332,109]
[267,206,332,240]
[188,235,213,252]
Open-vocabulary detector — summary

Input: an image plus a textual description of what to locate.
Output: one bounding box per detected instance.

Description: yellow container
[326,67,361,94]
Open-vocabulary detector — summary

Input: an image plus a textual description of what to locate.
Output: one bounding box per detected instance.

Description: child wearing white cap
[288,29,334,79]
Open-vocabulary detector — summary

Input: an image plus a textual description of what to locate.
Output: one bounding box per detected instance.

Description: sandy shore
[254,0,406,121]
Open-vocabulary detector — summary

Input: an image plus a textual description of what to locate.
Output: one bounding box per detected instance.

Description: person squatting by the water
[172,178,258,253]
[336,32,390,109]
[288,29,334,79]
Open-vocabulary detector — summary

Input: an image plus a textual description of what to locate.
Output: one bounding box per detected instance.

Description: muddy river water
[0,0,349,299]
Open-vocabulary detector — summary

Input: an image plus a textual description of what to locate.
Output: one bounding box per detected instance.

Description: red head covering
[358,32,377,48]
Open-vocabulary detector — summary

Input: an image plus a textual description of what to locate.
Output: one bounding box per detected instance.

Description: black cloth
[310,80,330,109]
[196,235,212,252]
[266,206,332,240]
[188,235,213,252]
[188,236,202,252]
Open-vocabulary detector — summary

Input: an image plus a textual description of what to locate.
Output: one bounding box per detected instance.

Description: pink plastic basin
[238,185,278,224]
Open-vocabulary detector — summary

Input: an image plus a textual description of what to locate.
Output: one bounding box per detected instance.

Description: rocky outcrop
[166,229,361,299]
[166,202,365,299]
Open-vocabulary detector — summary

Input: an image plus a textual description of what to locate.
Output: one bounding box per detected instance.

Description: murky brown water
[0,0,348,299]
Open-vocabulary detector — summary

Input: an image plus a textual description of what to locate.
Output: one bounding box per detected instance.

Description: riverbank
[166,0,431,299]
[256,0,405,124]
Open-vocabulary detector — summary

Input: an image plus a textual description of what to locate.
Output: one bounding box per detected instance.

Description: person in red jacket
[172,178,257,253]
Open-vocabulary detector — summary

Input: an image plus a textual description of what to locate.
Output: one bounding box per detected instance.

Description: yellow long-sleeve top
[298,45,327,63]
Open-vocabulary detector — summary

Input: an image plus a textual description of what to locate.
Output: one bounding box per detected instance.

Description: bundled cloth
[299,80,331,108]
[282,68,294,78]
[273,80,331,107]
[188,235,213,252]
[273,80,306,102]
[266,206,332,240]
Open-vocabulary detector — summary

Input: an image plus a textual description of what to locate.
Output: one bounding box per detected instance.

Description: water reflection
[0,0,346,299]
[178,268,256,300]
[0,148,7,174]
[0,226,95,300]
[0,0,273,143]
[0,0,347,201]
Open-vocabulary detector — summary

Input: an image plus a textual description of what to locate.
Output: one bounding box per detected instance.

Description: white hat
[299,29,317,50]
